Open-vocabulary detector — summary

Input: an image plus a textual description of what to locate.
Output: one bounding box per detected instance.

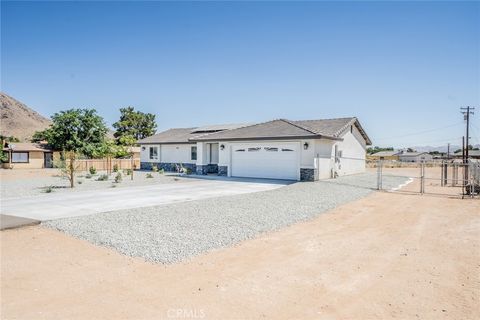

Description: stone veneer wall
[140,162,196,172]
[218,166,228,176]
[300,168,317,181]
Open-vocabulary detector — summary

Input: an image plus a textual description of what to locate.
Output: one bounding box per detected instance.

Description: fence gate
[375,159,480,199]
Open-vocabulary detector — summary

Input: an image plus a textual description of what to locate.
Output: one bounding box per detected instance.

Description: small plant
[85,173,92,179]
[44,186,54,193]
[158,168,165,174]
[125,168,133,175]
[77,180,83,185]
[89,166,97,175]
[113,164,119,172]
[111,184,117,188]
[114,172,122,183]
[96,174,108,181]
[151,164,158,172]
[146,173,154,179]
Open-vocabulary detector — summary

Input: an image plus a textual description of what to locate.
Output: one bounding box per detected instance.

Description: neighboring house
[453,149,480,159]
[138,117,371,181]
[369,151,400,161]
[398,151,433,162]
[2,142,60,169]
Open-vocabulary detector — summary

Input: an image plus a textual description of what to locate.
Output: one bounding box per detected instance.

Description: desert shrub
[125,168,132,175]
[113,164,119,172]
[89,166,97,175]
[146,173,154,179]
[85,173,92,179]
[115,172,122,183]
[111,184,117,188]
[158,168,165,174]
[97,174,108,181]
[44,186,54,193]
[151,164,158,172]
[77,180,83,185]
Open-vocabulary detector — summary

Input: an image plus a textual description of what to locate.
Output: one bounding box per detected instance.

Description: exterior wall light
[303,142,309,150]
[141,146,145,151]
[220,144,225,150]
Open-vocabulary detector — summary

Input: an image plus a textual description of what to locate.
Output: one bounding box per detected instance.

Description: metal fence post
[441,161,444,187]
[377,160,383,190]
[420,162,425,194]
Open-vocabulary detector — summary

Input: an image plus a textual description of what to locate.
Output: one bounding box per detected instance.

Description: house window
[264,147,278,152]
[11,152,29,163]
[191,146,197,160]
[282,148,294,152]
[149,147,158,160]
[235,149,245,152]
[248,147,261,152]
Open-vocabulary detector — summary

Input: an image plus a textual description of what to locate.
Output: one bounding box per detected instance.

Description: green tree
[113,106,156,144]
[0,135,20,143]
[366,146,394,155]
[42,108,108,187]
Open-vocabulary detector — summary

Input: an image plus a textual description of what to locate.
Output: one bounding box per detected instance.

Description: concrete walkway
[1,178,289,221]
[0,214,39,230]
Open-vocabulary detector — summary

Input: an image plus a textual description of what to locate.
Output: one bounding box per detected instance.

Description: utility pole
[447,143,450,160]
[460,106,475,160]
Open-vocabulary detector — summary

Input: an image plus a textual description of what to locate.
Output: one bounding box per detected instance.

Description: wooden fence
[70,158,141,172]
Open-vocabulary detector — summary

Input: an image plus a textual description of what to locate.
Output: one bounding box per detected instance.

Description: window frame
[11,151,29,163]
[191,146,197,161]
[149,146,158,160]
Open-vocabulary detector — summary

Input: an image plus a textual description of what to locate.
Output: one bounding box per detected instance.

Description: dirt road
[1,189,479,319]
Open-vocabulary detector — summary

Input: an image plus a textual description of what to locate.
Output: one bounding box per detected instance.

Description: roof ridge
[333,117,357,136]
[279,118,318,135]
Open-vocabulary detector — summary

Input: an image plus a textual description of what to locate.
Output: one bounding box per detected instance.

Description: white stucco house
[138,117,371,181]
[398,151,433,162]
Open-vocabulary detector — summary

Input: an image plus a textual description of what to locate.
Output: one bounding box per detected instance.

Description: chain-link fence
[375,159,480,198]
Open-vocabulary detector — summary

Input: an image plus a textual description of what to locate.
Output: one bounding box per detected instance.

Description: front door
[44,152,53,168]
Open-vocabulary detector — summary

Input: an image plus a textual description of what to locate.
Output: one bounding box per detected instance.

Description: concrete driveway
[1,178,289,221]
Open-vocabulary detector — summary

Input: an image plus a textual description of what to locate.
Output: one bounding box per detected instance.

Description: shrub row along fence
[68,158,140,172]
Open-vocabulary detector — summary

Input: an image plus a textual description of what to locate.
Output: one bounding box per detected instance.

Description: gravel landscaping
[1,170,187,199]
[43,173,408,264]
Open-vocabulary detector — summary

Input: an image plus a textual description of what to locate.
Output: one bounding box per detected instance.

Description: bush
[77,180,83,185]
[146,173,154,179]
[125,168,133,175]
[113,164,119,172]
[89,166,97,175]
[158,168,165,174]
[114,172,122,183]
[44,186,54,193]
[151,164,158,172]
[85,173,92,179]
[97,174,108,181]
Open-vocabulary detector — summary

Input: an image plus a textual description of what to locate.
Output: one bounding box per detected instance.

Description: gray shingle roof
[138,117,372,145]
[371,151,399,157]
[192,117,371,144]
[137,128,198,144]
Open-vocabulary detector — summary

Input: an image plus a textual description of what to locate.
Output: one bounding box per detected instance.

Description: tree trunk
[131,152,134,180]
[69,152,75,188]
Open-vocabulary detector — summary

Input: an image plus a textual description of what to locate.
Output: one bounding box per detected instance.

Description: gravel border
[1,170,188,199]
[44,173,408,264]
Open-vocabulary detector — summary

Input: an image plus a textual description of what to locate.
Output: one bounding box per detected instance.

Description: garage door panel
[231,143,299,180]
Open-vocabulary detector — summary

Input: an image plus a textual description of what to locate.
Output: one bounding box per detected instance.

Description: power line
[374,122,463,141]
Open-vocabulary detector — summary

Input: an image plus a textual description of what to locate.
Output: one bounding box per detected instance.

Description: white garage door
[231,142,300,180]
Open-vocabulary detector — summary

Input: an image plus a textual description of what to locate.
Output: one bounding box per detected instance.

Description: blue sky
[1,1,479,148]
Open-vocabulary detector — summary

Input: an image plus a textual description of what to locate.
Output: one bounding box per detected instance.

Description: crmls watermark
[166,308,205,319]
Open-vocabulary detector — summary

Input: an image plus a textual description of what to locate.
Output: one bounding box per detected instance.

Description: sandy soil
[2,185,479,319]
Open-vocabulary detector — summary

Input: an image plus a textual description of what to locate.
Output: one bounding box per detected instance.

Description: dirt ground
[1,169,479,319]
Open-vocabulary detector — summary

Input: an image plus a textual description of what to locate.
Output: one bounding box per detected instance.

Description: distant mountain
[0,92,51,142]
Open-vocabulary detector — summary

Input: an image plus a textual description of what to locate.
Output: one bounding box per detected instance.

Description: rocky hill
[0,92,51,141]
